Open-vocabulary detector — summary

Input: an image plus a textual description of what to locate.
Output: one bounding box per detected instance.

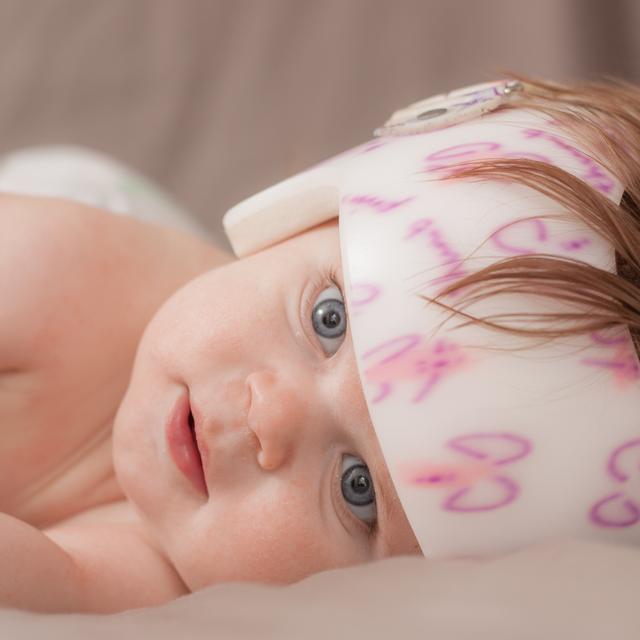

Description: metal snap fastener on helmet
[374,79,524,137]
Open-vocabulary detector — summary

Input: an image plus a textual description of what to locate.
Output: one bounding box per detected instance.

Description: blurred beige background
[0,0,638,247]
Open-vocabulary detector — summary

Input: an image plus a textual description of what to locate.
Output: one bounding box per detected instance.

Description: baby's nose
[246,370,308,471]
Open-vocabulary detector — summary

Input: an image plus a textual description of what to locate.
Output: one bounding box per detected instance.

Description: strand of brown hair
[420,74,640,354]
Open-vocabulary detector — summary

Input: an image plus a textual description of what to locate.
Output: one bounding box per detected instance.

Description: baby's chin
[111,389,160,510]
[111,390,197,536]
[111,393,144,504]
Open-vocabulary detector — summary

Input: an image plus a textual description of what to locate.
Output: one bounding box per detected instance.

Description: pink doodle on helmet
[521,128,615,194]
[589,329,631,347]
[342,193,416,214]
[405,218,469,296]
[489,217,592,256]
[422,142,552,177]
[357,139,393,155]
[590,438,640,528]
[363,334,469,403]
[349,282,381,314]
[559,237,592,251]
[403,432,532,512]
[502,151,552,163]
[423,141,502,173]
[420,128,615,196]
[582,332,640,386]
[316,138,393,167]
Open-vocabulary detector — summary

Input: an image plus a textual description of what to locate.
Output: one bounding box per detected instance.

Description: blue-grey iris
[312,298,346,338]
[341,463,375,507]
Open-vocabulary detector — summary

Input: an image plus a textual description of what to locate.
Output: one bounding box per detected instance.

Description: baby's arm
[0,513,82,612]
[1,511,188,613]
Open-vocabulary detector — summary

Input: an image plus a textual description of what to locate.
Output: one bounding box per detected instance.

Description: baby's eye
[341,454,377,526]
[311,285,347,356]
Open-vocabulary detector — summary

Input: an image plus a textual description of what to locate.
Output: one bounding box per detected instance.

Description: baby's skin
[0,193,417,613]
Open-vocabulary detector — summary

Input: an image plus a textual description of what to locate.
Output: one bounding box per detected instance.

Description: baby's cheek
[220,509,336,584]
[235,521,329,584]
[180,495,366,589]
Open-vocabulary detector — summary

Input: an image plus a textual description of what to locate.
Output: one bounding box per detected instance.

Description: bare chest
[0,198,227,528]
[0,362,127,526]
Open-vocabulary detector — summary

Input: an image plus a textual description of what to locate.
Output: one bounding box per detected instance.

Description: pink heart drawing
[405,432,532,513]
[590,438,640,528]
[489,217,592,256]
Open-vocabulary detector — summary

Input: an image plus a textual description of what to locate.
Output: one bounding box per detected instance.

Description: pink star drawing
[363,334,469,403]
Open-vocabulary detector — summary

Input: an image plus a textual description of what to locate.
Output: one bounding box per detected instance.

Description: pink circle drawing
[590,438,640,528]
[404,432,532,513]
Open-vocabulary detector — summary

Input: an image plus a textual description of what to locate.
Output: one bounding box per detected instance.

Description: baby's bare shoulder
[0,193,142,369]
[0,192,224,370]
[0,195,143,519]
[0,193,224,524]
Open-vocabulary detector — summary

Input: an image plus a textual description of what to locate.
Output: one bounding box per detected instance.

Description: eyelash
[300,266,344,356]
[302,270,378,541]
[331,456,379,540]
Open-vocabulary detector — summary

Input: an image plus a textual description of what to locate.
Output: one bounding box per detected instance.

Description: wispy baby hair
[426,73,640,355]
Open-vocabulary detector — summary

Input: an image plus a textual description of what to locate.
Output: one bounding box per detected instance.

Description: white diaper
[0,146,207,236]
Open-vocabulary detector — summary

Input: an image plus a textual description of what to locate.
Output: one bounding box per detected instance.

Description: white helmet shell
[224,82,640,557]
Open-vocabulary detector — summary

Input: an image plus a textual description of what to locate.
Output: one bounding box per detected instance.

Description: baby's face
[113,220,419,591]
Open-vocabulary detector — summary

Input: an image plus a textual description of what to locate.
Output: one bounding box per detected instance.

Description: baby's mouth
[188,410,200,456]
[166,392,209,497]
[188,408,195,433]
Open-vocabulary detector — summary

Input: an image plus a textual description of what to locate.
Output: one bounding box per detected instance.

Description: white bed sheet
[1,540,638,639]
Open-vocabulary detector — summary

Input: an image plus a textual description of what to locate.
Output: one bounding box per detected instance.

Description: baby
[2,75,640,614]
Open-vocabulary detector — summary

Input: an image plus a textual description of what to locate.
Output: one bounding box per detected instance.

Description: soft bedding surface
[1,541,638,639]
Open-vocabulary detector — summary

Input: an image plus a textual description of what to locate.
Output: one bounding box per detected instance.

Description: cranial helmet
[223,81,640,557]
